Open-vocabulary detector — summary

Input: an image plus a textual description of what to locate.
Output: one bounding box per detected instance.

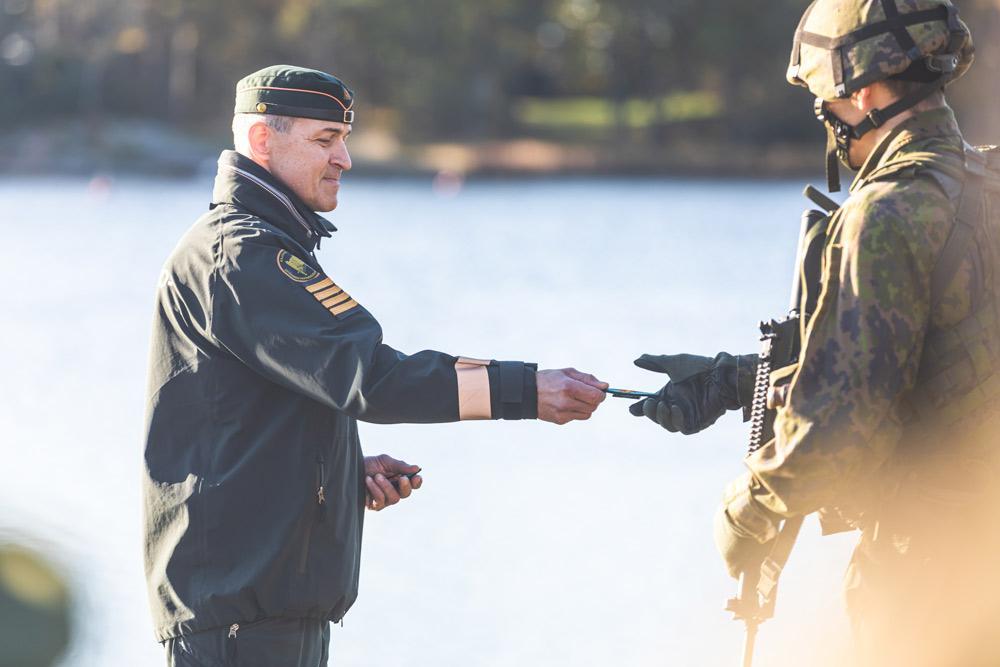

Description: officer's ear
[247,121,275,164]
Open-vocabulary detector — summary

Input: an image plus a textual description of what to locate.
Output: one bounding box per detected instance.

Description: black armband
[487,361,538,420]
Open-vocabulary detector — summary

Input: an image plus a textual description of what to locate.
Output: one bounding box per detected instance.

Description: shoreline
[0,120,823,180]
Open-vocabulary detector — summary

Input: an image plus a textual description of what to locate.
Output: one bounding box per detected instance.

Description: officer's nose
[332,142,352,172]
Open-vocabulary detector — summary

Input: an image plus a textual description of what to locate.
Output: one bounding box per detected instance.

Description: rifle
[725,185,839,667]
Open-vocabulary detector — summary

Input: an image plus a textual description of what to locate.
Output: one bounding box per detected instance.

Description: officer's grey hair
[232,113,296,154]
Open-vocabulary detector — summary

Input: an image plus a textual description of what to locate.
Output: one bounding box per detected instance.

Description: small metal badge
[256,102,267,113]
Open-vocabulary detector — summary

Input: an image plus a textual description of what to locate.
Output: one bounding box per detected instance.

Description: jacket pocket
[298,454,327,574]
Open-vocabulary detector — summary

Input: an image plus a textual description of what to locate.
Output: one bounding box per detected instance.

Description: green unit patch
[276,250,319,282]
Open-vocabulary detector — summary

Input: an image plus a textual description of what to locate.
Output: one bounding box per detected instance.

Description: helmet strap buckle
[925,53,959,74]
[865,108,886,129]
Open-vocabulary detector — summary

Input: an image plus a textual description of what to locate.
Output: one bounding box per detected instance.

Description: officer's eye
[315,138,332,147]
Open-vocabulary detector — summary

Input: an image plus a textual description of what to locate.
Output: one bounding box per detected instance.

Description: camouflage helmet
[787,0,973,100]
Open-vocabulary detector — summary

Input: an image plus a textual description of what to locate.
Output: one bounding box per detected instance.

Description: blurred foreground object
[0,543,72,667]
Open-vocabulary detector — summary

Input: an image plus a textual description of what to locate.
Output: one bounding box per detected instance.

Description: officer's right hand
[628,352,752,435]
[536,368,608,424]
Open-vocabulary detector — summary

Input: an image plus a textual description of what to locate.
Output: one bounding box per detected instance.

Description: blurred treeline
[2,0,999,173]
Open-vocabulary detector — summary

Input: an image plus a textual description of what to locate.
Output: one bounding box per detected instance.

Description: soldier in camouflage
[633,1,1000,663]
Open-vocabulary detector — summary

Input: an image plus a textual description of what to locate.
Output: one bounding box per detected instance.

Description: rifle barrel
[742,621,758,667]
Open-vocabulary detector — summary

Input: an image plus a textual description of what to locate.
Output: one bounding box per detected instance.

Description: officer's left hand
[364,454,423,511]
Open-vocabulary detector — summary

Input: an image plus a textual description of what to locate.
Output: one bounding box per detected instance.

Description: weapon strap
[930,145,988,311]
[756,516,805,604]
[825,126,841,193]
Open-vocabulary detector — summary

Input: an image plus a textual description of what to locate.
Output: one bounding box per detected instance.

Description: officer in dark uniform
[143,65,608,666]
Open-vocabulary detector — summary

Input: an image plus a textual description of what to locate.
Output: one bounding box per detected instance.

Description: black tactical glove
[628,352,758,435]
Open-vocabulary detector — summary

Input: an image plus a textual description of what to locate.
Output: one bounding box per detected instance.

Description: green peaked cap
[235,65,355,124]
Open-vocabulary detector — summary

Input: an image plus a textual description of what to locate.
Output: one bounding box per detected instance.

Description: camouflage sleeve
[729,179,952,530]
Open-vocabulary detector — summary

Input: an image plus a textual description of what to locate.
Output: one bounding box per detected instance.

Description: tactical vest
[810,142,1000,531]
[889,144,1000,432]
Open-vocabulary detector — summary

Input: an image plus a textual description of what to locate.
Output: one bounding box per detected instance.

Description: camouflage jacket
[724,106,973,541]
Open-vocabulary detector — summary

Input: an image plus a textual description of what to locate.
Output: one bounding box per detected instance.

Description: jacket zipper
[317,455,327,520]
[226,623,239,665]
[299,455,327,573]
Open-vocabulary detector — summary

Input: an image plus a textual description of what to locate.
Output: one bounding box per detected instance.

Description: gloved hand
[713,504,775,579]
[714,472,780,579]
[628,352,757,435]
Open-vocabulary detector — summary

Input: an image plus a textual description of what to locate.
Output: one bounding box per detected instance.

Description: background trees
[2,0,997,166]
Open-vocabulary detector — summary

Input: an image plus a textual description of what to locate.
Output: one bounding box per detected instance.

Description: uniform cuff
[487,361,538,420]
[455,358,538,420]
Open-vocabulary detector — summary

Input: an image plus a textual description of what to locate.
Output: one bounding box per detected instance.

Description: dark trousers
[164,617,331,667]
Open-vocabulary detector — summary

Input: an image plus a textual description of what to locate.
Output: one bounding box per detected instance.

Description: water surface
[1,176,855,666]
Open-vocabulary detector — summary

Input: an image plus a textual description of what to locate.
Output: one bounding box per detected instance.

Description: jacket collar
[211,150,336,250]
[851,106,963,193]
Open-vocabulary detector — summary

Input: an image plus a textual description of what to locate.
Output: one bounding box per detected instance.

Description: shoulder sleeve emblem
[276,249,360,317]
[276,250,320,282]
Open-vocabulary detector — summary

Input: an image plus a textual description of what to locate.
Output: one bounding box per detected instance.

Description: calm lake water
[1,175,857,666]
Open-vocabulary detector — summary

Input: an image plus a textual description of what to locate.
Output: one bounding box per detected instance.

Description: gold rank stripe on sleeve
[304,277,359,316]
[305,277,334,293]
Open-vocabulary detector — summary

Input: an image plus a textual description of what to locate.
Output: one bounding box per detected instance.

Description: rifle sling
[929,145,988,311]
[756,516,805,603]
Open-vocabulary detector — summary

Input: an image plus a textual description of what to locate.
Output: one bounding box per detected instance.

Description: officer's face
[268,118,353,212]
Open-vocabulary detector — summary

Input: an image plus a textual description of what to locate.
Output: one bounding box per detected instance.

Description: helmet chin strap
[815,98,853,192]
[813,65,953,193]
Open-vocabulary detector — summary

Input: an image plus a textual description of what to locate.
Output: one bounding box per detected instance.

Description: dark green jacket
[143,150,537,642]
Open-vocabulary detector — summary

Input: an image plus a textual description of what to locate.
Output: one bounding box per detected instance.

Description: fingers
[633,354,669,373]
[655,353,716,382]
[630,397,685,432]
[629,398,649,417]
[365,453,421,477]
[365,476,385,510]
[387,460,421,476]
[633,353,715,382]
[392,474,413,498]
[563,368,609,391]
[366,469,423,511]
[565,378,606,406]
[536,368,614,424]
[365,473,402,511]
[653,401,686,433]
[546,411,595,425]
